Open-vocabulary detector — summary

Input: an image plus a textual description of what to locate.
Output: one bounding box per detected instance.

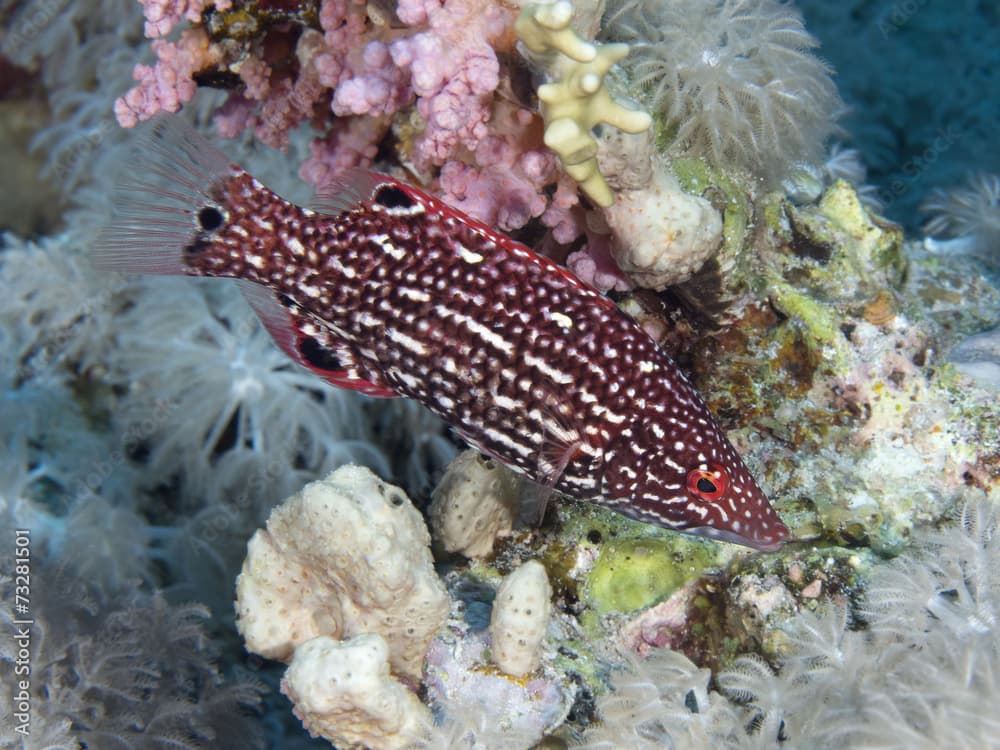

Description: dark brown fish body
[98,118,790,550]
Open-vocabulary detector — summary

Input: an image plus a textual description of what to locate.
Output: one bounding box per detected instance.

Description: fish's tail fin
[93,116,244,276]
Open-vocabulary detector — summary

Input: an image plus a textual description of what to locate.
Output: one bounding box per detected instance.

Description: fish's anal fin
[238,281,398,398]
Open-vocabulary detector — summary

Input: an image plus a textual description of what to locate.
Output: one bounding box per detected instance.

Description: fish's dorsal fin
[238,281,398,398]
[306,168,393,215]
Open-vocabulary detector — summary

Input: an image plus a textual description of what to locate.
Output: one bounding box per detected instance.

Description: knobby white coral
[281,634,433,750]
[235,465,449,681]
[601,165,724,289]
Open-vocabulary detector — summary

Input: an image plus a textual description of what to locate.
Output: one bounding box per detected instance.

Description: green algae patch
[585,537,714,616]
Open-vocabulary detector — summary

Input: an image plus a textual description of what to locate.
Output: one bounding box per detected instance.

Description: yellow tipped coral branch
[516,1,652,206]
[514,0,596,62]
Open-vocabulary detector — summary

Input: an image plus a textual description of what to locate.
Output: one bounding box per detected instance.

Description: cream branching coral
[516,0,652,206]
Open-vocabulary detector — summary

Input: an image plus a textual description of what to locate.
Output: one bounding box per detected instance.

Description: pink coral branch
[389,0,512,167]
[438,138,556,232]
[115,28,218,127]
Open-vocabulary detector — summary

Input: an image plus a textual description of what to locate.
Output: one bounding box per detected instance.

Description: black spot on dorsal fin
[373,184,414,210]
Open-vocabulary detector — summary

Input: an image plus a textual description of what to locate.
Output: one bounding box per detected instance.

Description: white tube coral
[428,450,520,559]
[235,465,449,681]
[489,560,553,677]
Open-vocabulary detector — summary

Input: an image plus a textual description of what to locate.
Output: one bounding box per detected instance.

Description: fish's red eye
[687,464,728,501]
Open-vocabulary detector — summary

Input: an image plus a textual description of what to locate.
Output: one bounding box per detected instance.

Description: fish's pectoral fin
[535,389,588,487]
[238,280,399,398]
[518,479,557,529]
[516,403,584,526]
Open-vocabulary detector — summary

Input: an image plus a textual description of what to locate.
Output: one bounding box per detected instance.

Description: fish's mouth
[686,522,791,552]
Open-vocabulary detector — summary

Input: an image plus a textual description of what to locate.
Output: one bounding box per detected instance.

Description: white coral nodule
[489,559,554,677]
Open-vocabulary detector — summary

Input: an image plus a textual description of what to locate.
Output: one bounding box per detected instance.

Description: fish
[95,116,790,551]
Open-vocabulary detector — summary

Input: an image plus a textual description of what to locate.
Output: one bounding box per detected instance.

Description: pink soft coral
[389,0,512,167]
[115,27,219,127]
[332,41,412,118]
[567,234,634,294]
[114,0,594,252]
[142,0,229,38]
[299,117,387,188]
[438,133,557,231]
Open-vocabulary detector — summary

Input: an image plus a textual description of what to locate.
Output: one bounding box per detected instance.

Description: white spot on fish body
[400,287,431,303]
[458,246,484,264]
[494,394,520,410]
[551,311,574,329]
[386,328,428,356]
